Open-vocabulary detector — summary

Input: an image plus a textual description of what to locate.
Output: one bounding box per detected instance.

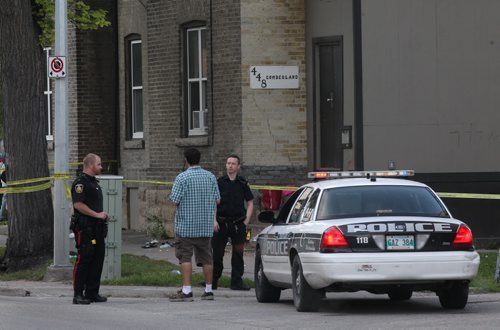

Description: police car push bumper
[299,251,480,289]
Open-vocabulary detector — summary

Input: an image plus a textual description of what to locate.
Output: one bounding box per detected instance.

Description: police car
[254,170,480,312]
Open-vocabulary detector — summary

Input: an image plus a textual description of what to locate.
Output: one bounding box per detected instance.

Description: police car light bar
[307,170,415,179]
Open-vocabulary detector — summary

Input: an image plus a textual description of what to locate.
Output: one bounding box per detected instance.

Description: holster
[70,214,91,233]
[69,214,79,233]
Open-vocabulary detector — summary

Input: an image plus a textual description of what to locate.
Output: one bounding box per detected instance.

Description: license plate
[386,235,415,250]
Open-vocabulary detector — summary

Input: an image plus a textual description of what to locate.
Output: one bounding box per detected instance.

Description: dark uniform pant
[212,218,247,287]
[73,221,106,298]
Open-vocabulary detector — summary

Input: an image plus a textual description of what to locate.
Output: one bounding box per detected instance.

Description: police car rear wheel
[292,255,323,312]
[254,249,281,303]
[438,281,469,309]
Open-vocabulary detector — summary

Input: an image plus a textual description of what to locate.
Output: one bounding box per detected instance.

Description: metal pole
[53,0,70,268]
[496,249,500,283]
[43,48,52,140]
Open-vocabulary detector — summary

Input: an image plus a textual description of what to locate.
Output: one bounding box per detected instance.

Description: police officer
[212,154,254,290]
[71,153,109,304]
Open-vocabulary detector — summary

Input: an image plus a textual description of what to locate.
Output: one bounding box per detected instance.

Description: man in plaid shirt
[169,148,221,301]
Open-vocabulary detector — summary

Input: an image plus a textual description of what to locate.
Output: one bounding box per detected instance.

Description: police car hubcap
[295,274,300,293]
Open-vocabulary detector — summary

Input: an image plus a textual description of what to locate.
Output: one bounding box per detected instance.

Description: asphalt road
[1,291,500,329]
[2,227,500,329]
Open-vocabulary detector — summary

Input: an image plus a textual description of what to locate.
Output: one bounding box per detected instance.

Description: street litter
[141,239,159,248]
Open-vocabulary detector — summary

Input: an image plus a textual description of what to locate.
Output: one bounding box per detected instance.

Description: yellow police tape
[2,172,71,198]
[122,179,172,185]
[250,185,298,191]
[3,174,500,201]
[47,160,119,168]
[436,192,500,200]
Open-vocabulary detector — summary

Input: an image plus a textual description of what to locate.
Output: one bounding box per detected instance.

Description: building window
[128,38,143,139]
[185,26,208,136]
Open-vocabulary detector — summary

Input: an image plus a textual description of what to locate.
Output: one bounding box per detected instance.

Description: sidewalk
[121,229,256,280]
[0,280,255,300]
[0,227,256,299]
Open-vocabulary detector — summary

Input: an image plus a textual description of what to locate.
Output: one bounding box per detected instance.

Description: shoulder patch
[75,184,84,194]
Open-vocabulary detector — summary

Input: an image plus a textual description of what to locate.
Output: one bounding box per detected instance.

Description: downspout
[353,0,364,170]
[210,0,214,145]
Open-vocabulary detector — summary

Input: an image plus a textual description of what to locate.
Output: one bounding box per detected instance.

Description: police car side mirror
[258,210,276,224]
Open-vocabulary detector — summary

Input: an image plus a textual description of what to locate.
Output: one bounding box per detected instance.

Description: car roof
[302,178,429,190]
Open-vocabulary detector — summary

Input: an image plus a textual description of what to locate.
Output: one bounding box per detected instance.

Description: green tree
[34,0,110,47]
[0,0,109,271]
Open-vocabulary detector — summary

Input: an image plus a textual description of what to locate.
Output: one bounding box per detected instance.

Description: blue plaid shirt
[170,166,220,237]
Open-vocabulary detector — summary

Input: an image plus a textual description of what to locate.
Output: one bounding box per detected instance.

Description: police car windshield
[316,185,449,220]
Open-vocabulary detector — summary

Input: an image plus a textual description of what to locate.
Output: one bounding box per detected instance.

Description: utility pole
[50,0,71,275]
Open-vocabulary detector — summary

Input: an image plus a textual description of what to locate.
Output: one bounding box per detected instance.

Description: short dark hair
[227,154,241,165]
[184,148,201,165]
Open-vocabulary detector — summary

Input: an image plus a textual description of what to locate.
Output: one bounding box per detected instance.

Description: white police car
[254,170,480,312]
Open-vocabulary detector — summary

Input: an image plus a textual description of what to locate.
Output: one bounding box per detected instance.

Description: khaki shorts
[174,237,213,266]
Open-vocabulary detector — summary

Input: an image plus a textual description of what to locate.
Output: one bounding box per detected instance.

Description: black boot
[73,295,91,305]
[86,294,108,303]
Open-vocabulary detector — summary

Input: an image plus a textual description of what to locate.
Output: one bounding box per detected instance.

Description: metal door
[313,37,343,170]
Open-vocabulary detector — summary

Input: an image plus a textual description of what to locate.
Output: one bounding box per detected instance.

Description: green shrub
[145,213,168,241]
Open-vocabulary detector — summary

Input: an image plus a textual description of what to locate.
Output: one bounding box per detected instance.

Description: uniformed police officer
[212,154,254,290]
[71,153,109,304]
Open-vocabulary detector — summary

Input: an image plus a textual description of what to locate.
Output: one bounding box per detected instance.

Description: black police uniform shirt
[71,173,103,219]
[217,175,254,218]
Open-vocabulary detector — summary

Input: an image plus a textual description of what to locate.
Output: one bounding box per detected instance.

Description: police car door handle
[287,232,293,238]
[274,232,279,238]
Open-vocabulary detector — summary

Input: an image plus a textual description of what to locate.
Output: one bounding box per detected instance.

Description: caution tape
[3,173,500,201]
[8,176,53,186]
[122,179,172,186]
[250,185,298,191]
[0,181,53,194]
[437,192,500,200]
[2,172,71,195]
[48,160,119,168]
[53,172,72,199]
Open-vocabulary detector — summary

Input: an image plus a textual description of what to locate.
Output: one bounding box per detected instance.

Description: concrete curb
[0,280,256,299]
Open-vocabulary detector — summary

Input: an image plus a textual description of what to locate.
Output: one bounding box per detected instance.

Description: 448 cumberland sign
[250,66,299,89]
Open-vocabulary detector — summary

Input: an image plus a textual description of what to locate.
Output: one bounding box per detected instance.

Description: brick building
[115,0,308,233]
[56,0,500,241]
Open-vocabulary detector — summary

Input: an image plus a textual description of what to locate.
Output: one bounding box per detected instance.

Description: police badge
[75,184,84,193]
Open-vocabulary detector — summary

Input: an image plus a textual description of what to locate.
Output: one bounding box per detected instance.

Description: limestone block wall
[241,0,307,174]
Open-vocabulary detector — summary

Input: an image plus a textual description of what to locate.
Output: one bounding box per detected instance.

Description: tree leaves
[33,0,111,47]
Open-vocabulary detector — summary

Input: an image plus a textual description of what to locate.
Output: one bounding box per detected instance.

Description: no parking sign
[48,56,66,78]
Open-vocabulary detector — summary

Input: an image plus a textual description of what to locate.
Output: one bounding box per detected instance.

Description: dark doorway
[313,36,343,170]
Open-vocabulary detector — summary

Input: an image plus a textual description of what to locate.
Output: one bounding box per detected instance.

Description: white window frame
[186,27,208,136]
[130,40,143,139]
